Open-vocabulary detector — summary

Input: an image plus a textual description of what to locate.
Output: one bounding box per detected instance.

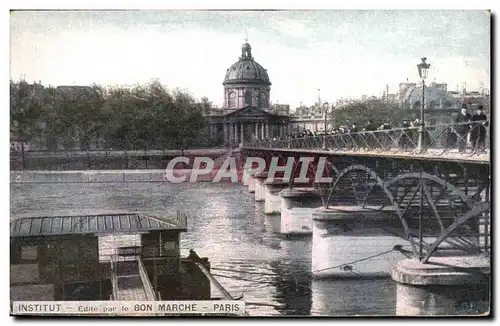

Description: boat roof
[10,212,187,238]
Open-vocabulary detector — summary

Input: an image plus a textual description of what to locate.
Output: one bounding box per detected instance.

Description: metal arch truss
[311,157,339,207]
[324,163,490,261]
[244,121,490,158]
[287,155,339,188]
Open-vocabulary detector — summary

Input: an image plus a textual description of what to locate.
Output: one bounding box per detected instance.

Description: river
[11,179,398,316]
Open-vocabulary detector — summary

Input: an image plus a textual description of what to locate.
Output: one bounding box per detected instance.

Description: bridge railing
[245,121,489,157]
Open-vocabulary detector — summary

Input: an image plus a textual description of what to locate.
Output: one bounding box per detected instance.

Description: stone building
[208,41,290,145]
[398,81,490,124]
[399,82,459,111]
[398,81,462,125]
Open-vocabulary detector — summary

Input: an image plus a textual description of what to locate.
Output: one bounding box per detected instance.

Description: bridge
[241,120,491,265]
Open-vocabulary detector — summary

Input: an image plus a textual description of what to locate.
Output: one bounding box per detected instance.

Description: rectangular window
[20,245,38,261]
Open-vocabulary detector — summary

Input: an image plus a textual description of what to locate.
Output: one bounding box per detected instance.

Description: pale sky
[10,10,490,108]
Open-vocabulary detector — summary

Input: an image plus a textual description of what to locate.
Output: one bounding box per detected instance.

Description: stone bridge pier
[279,188,323,236]
[263,179,289,215]
[253,172,268,202]
[392,256,490,315]
[311,206,412,278]
[241,139,490,312]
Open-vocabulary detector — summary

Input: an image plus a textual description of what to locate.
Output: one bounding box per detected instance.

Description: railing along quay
[245,121,490,160]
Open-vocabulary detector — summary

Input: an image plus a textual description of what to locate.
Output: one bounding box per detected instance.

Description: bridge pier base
[263,180,289,215]
[253,172,268,202]
[279,188,322,236]
[247,173,255,193]
[311,206,412,279]
[391,256,490,316]
[242,168,250,186]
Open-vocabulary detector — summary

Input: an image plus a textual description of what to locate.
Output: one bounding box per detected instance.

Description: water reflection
[311,278,396,316]
[269,239,312,315]
[10,177,403,316]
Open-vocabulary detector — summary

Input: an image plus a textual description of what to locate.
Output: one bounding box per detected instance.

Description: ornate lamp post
[417,57,430,260]
[417,57,431,153]
[322,101,329,150]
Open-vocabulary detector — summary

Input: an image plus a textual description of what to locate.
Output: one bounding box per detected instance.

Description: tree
[10,80,44,166]
[10,79,213,153]
[332,99,413,128]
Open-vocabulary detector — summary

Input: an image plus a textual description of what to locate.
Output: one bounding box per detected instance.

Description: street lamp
[323,102,329,150]
[417,57,430,261]
[417,57,431,153]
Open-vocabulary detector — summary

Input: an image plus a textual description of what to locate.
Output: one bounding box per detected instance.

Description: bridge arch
[325,164,418,255]
[422,202,490,262]
[366,172,474,210]
[289,156,339,189]
[361,171,486,261]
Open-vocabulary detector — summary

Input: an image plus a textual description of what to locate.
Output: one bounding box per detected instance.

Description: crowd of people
[451,104,488,153]
[251,103,489,153]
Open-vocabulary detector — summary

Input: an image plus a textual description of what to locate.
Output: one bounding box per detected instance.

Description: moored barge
[10,211,242,316]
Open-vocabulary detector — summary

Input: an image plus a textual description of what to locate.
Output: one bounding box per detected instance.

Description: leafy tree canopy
[10,79,213,151]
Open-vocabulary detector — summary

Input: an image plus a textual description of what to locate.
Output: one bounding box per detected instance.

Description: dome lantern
[241,42,253,60]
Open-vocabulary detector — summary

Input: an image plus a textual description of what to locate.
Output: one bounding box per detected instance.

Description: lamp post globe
[417,57,430,80]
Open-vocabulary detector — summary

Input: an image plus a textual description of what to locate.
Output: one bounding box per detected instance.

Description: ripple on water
[11,179,408,316]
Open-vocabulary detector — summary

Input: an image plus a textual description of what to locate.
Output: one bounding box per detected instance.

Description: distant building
[399,81,459,111]
[56,85,94,94]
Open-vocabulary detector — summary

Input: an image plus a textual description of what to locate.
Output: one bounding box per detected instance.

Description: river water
[11,179,398,316]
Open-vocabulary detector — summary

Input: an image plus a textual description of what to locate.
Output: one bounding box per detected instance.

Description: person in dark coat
[471,106,488,152]
[400,120,411,150]
[455,104,472,152]
[188,249,202,263]
[364,120,377,131]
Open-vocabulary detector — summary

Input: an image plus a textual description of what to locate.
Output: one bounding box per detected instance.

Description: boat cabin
[10,212,211,302]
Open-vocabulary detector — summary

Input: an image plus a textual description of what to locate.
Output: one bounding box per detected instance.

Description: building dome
[223,42,271,86]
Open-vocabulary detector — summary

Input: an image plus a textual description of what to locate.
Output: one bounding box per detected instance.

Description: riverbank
[10,168,245,183]
[10,148,231,171]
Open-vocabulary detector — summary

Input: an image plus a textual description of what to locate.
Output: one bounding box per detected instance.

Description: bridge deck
[244,147,489,164]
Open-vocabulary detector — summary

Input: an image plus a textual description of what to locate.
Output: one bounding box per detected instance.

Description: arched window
[258,92,267,108]
[228,92,236,108]
[245,91,252,107]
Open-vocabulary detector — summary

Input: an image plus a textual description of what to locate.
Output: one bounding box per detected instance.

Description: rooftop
[10,212,187,238]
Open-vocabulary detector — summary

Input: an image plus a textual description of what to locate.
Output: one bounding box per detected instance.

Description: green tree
[332,99,413,128]
[10,80,44,166]
[10,79,213,154]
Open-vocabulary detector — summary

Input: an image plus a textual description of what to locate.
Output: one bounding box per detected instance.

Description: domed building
[208,41,290,146]
[222,42,271,110]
